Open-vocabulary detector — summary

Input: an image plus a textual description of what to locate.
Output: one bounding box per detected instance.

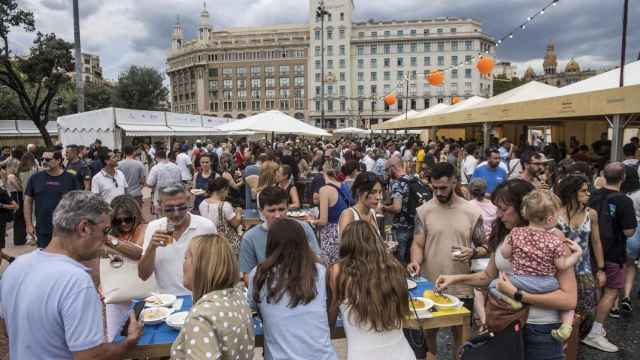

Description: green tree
[55,81,113,116]
[0,85,27,119]
[493,74,527,96]
[113,65,168,110]
[0,0,74,146]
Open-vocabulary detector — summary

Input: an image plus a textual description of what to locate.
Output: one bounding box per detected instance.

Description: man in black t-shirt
[65,145,91,190]
[24,150,80,248]
[584,162,637,353]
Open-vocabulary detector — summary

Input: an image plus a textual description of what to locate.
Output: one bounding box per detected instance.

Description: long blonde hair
[257,162,280,193]
[190,234,239,302]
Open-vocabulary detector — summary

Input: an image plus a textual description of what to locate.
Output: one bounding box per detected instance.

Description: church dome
[565,58,580,73]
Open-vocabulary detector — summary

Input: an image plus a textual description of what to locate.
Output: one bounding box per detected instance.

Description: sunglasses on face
[114,217,135,225]
[163,204,189,213]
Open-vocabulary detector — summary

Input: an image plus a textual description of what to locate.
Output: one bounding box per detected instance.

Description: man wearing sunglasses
[91,149,128,204]
[239,186,320,285]
[519,151,552,190]
[1,191,143,359]
[138,183,215,295]
[24,149,81,248]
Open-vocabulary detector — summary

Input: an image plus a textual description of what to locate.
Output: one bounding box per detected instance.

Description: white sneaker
[581,332,619,352]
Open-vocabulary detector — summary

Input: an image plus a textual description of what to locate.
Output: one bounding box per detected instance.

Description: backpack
[588,190,618,252]
[398,177,433,223]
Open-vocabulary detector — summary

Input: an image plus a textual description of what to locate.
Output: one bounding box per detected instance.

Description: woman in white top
[338,172,383,239]
[328,220,415,360]
[199,177,241,230]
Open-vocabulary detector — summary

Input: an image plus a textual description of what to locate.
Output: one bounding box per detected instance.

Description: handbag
[216,203,241,255]
[459,321,525,360]
[100,253,157,304]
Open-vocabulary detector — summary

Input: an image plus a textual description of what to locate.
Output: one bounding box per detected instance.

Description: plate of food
[145,294,177,307]
[287,210,306,218]
[190,189,206,196]
[166,311,189,330]
[141,307,171,325]
[406,279,417,290]
[422,290,462,310]
[407,297,434,319]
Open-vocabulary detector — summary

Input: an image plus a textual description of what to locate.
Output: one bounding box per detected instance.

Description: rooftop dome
[565,58,580,73]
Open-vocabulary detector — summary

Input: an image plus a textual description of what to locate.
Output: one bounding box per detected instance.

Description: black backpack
[588,190,618,252]
[398,177,433,223]
[621,162,640,194]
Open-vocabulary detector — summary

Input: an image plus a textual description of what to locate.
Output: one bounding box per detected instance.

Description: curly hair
[334,221,410,332]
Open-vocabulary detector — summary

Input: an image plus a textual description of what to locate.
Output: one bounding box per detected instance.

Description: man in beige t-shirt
[407,162,488,360]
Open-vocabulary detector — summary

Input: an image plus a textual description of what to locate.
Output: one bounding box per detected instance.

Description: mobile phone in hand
[121,301,145,337]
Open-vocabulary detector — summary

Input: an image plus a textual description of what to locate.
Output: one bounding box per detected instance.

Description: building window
[223,79,232,89]
[384,58,390,67]
[451,41,458,51]
[424,28,430,35]
[451,55,458,65]
[294,77,304,87]
[266,100,275,110]
[437,28,443,34]
[315,73,321,81]
[340,12,344,21]
[465,40,472,51]
[397,57,404,66]
[339,45,345,55]
[315,60,321,69]
[398,99,403,111]
[266,89,275,98]
[465,55,472,63]
[424,98,430,108]
[315,46,321,56]
[424,56,431,66]
[266,78,275,88]
[357,72,364,81]
[384,44,391,54]
[370,58,377,67]
[294,64,304,75]
[327,60,333,69]
[252,101,260,111]
[410,43,417,53]
[279,65,289,76]
[340,85,345,96]
[279,78,289,88]
[327,30,333,39]
[371,72,377,81]
[384,71,390,80]
[410,29,417,36]
[451,69,458,79]
[327,85,333,95]
[437,56,444,66]
[410,70,417,80]
[315,101,320,112]
[397,30,403,36]
[237,79,246,89]
[451,28,457,33]
[358,32,364,38]
[384,30,390,37]
[208,68,218,77]
[327,45,333,56]
[437,42,444,51]
[294,99,304,110]
[358,100,364,112]
[397,44,404,53]
[370,85,377,96]
[339,29,345,39]
[265,66,274,76]
[327,100,334,112]
[371,31,377,37]
[411,99,417,110]
[237,67,246,77]
[410,57,417,67]
[280,99,289,110]
[371,45,377,54]
[397,71,404,80]
[340,100,346,112]
[223,68,233,77]
[237,101,247,110]
[424,42,431,52]
[340,72,345,81]
[357,59,364,69]
[251,89,260,98]
[465,69,472,78]
[315,30,320,40]
[315,86,321,96]
[357,46,364,55]
[223,101,233,111]
[250,66,260,77]
[357,85,364,96]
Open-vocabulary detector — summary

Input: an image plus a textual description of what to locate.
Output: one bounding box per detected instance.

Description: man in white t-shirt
[138,183,216,295]
[460,143,479,185]
[175,144,193,184]
[361,150,375,172]
[91,149,128,204]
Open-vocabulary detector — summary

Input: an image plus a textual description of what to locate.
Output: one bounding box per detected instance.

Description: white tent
[464,81,559,111]
[333,127,370,135]
[217,110,330,137]
[386,110,420,123]
[443,96,487,112]
[0,120,59,138]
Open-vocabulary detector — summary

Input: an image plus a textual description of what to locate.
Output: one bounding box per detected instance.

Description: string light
[373,0,562,103]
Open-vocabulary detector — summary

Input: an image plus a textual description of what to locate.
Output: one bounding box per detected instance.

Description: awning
[117,124,173,137]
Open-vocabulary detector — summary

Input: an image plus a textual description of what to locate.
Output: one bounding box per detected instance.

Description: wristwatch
[110,238,120,247]
[513,289,524,302]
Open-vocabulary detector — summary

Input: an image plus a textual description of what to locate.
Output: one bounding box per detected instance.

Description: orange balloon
[384,94,397,106]
[452,96,461,104]
[476,57,495,75]
[427,71,444,86]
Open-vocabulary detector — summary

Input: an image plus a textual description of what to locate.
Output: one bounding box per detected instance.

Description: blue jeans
[524,323,564,360]
[394,227,413,263]
[489,274,559,303]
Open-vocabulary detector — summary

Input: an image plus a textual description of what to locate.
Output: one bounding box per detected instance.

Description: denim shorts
[626,223,640,260]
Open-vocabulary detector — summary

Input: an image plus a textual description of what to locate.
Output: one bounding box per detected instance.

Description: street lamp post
[72,0,84,113]
[316,1,330,129]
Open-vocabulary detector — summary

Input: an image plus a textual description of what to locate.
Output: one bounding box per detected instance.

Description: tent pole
[482,122,490,153]
[611,114,623,162]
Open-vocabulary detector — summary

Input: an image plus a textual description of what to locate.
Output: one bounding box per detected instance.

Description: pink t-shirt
[470,199,497,238]
[507,226,565,276]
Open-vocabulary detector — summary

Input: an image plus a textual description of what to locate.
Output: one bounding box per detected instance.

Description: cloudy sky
[9,0,639,81]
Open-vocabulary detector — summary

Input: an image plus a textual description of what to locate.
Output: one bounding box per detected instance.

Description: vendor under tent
[216,110,330,137]
[57,107,233,149]
[377,61,640,159]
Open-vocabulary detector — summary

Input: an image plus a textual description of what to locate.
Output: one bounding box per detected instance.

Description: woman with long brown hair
[248,218,338,360]
[172,234,254,359]
[328,220,415,360]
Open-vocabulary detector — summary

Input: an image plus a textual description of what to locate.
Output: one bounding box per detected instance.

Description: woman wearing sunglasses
[101,195,147,341]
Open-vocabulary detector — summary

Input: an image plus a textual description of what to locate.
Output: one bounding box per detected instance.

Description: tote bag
[100,255,157,304]
[459,321,525,360]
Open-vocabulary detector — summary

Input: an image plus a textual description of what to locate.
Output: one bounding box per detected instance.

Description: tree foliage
[0,0,73,146]
[113,65,168,110]
[493,74,527,96]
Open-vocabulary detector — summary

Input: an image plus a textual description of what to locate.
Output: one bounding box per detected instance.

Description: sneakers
[581,332,619,352]
[609,309,620,319]
[620,297,633,315]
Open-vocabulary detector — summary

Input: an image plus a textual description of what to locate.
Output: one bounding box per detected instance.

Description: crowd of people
[0,131,639,360]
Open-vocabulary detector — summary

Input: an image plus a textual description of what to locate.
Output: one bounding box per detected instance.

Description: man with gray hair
[139,183,216,295]
[0,191,142,359]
